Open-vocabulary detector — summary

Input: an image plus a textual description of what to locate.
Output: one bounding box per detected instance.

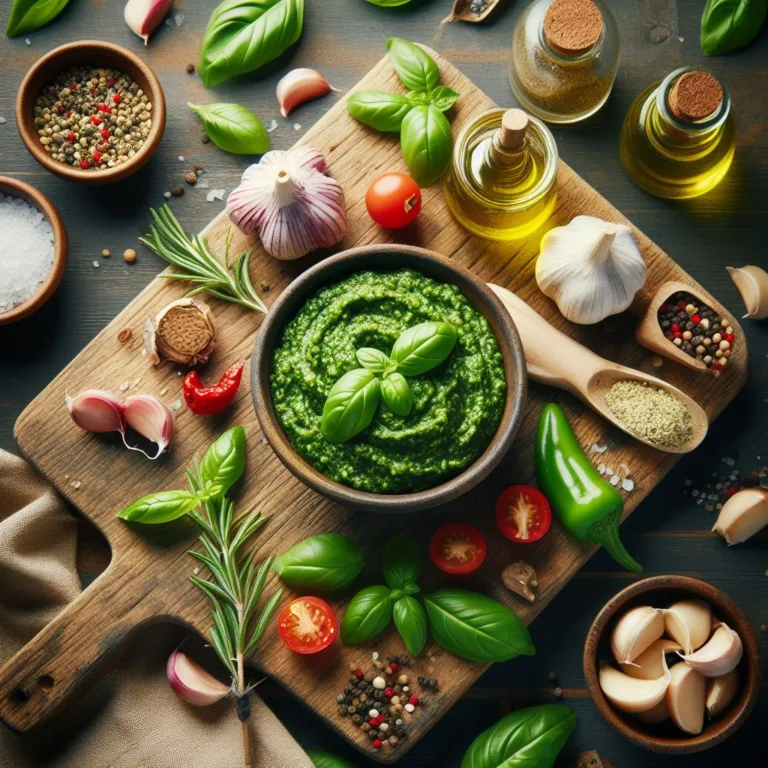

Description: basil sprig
[701,0,767,55]
[6,0,71,38]
[393,595,428,656]
[347,38,459,186]
[188,103,269,155]
[341,585,393,644]
[273,534,364,592]
[320,321,458,444]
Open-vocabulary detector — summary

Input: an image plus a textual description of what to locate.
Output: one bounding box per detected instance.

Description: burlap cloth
[0,449,314,768]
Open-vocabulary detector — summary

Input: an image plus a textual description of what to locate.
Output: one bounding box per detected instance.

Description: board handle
[0,558,157,732]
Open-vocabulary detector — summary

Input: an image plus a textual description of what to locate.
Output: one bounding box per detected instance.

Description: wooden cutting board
[1,49,747,762]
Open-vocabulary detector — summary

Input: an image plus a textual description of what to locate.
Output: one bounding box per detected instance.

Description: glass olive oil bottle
[621,68,735,200]
[443,108,558,242]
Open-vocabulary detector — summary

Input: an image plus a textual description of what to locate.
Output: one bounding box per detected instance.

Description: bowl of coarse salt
[0,176,67,324]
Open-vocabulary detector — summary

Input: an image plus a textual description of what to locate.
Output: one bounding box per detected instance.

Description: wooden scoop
[489,284,709,453]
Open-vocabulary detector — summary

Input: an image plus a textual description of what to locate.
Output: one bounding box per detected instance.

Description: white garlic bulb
[536,216,647,324]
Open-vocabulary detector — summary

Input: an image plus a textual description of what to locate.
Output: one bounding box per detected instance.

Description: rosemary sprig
[139,204,267,314]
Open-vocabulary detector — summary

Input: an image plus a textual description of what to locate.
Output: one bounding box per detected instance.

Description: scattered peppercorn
[186,63,195,74]
[193,162,204,172]
[259,280,271,293]
[117,328,132,344]
[201,133,211,144]
[554,687,563,698]
[123,248,137,263]
[101,248,111,258]
[185,171,198,185]
[171,186,184,197]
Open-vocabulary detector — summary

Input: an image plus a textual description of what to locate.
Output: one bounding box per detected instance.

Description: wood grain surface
[0,44,749,763]
[1,2,766,767]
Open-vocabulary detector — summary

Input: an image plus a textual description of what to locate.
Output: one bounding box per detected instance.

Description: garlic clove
[727,265,768,319]
[123,394,175,459]
[705,669,739,717]
[610,606,665,664]
[636,696,671,724]
[167,649,230,706]
[620,638,682,680]
[679,623,743,678]
[66,390,125,434]
[663,599,712,654]
[145,299,216,367]
[712,487,768,545]
[667,662,707,735]
[276,68,335,118]
[124,0,172,45]
[501,561,538,602]
[598,660,670,713]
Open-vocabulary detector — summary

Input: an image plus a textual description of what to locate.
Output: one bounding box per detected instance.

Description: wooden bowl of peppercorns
[16,41,166,185]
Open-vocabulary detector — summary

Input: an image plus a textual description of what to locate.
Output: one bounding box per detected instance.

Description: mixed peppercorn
[34,66,152,171]
[336,653,438,752]
[658,290,734,371]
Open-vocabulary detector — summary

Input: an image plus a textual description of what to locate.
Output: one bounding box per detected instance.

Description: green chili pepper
[535,403,642,574]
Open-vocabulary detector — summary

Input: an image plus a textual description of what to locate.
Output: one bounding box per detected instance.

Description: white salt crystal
[604,467,614,477]
[293,123,301,131]
[0,117,6,125]
[597,464,606,475]
[609,475,620,487]
[622,478,635,492]
[160,387,168,396]
[0,193,55,313]
[25,39,31,45]
[174,13,185,26]
[71,480,81,489]
[592,443,607,454]
[119,381,130,391]
[196,178,210,189]
[267,119,278,133]
[178,156,184,162]
[171,399,182,411]
[206,189,225,202]
[93,261,100,268]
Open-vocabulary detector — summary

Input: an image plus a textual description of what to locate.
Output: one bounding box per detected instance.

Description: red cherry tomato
[365,172,422,229]
[429,523,487,575]
[495,485,552,543]
[277,596,338,654]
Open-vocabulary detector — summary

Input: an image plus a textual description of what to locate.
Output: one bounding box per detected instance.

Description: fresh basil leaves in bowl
[250,244,527,513]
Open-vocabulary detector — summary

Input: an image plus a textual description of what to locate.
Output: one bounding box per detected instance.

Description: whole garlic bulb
[536,216,647,324]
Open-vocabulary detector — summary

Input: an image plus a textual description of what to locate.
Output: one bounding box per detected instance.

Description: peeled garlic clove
[664,599,711,654]
[124,0,172,45]
[713,487,768,545]
[167,650,230,706]
[636,696,670,724]
[501,561,538,602]
[679,623,743,678]
[727,265,768,319]
[66,390,125,434]
[598,660,670,713]
[667,662,707,734]
[621,638,682,680]
[610,606,665,664]
[123,394,175,459]
[145,299,216,367]
[276,68,335,118]
[706,669,739,717]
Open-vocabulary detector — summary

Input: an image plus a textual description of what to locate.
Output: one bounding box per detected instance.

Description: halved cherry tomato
[495,485,552,543]
[365,172,422,229]
[429,523,487,575]
[277,596,338,654]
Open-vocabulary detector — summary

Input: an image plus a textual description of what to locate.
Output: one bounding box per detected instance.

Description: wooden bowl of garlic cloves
[583,575,761,754]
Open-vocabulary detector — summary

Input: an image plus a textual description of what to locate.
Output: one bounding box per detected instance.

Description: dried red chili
[183,361,244,415]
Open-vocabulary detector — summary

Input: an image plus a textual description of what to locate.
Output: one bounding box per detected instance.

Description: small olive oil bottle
[621,68,736,200]
[443,108,558,242]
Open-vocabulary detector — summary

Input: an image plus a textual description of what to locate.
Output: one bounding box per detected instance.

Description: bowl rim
[15,40,166,185]
[0,176,68,325]
[251,243,527,513]
[583,574,763,754]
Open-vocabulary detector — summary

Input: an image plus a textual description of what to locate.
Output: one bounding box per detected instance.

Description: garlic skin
[227,146,347,261]
[727,265,768,319]
[124,0,172,45]
[706,669,739,717]
[536,216,647,324]
[667,662,707,735]
[123,394,175,460]
[67,390,125,434]
[663,599,712,654]
[144,299,216,367]
[679,623,743,678]
[167,650,230,706]
[610,606,665,664]
[620,638,682,680]
[598,660,670,713]
[276,68,335,118]
[712,487,768,545]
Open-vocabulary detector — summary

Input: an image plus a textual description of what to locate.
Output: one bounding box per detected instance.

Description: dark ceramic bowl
[16,41,166,185]
[251,244,527,513]
[584,575,762,754]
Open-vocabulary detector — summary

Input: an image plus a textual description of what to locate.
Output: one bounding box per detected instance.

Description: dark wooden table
[1,1,766,766]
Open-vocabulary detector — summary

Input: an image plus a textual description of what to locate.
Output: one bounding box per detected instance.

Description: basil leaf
[423,589,536,663]
[341,585,393,644]
[390,321,458,377]
[272,534,364,591]
[405,90,431,107]
[199,0,305,88]
[389,588,406,602]
[188,103,269,155]
[356,347,391,373]
[393,595,427,656]
[365,0,413,6]
[382,534,420,589]
[347,91,414,133]
[401,104,453,187]
[426,86,461,112]
[320,369,380,444]
[199,426,246,498]
[460,705,577,768]
[307,751,358,768]
[6,0,70,38]
[701,0,767,55]
[404,582,421,595]
[387,38,440,92]
[117,490,199,524]
[381,373,413,416]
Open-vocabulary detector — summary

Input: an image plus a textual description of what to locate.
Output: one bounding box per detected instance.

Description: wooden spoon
[489,284,708,453]
[444,0,506,24]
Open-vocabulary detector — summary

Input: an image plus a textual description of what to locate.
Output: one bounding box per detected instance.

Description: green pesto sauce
[271,269,507,494]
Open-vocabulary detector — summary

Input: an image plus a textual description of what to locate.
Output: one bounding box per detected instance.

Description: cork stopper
[499,109,529,150]
[668,71,723,123]
[543,0,603,56]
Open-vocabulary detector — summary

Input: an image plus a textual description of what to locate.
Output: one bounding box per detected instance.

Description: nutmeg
[144,298,216,366]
